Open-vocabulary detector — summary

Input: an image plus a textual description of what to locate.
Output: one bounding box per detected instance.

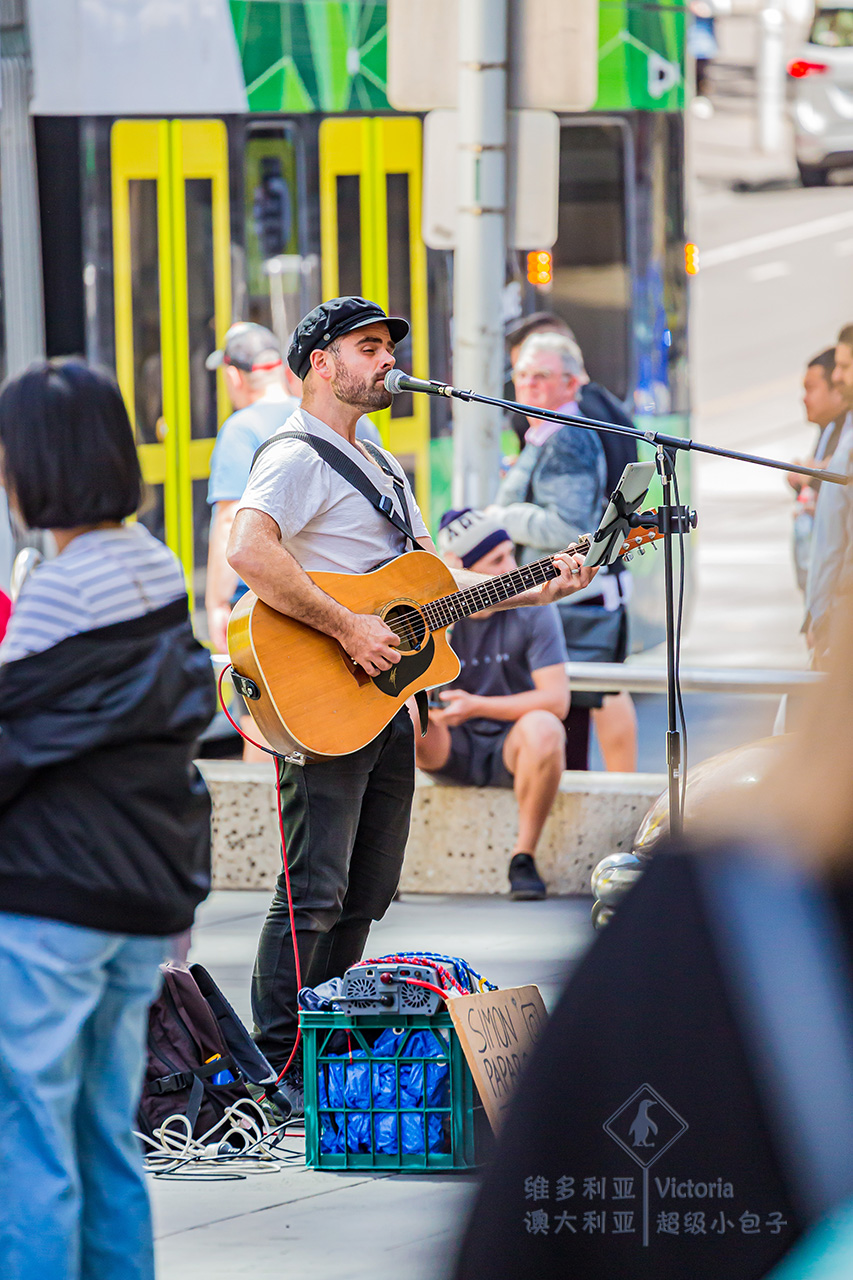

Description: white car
[789,4,853,185]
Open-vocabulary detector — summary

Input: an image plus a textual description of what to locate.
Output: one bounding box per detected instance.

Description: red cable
[400,977,448,1001]
[216,664,279,756]
[355,953,467,995]
[216,666,302,1088]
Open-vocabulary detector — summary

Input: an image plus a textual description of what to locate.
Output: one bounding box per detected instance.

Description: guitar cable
[216,665,303,1092]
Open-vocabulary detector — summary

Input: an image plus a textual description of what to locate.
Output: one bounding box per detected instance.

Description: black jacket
[577,382,638,498]
[0,597,216,936]
[454,851,807,1280]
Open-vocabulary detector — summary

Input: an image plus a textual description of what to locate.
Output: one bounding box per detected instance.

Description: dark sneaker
[274,1064,304,1120]
[508,853,547,901]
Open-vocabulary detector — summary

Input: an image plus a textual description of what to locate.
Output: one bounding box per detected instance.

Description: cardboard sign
[448,985,548,1130]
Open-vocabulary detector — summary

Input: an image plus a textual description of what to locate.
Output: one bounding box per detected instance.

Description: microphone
[384,369,456,397]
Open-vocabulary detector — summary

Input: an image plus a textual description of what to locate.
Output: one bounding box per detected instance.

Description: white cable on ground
[136,1097,304,1180]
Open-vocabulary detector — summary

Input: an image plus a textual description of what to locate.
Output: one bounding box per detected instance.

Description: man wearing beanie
[227,297,596,1111]
[414,508,572,900]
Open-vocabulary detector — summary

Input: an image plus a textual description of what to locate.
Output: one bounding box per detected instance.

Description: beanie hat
[437,508,511,569]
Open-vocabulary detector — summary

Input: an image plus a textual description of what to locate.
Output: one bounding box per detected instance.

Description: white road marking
[701,208,853,268]
[747,260,791,283]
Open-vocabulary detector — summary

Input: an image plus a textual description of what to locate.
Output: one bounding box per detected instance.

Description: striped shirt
[0,524,187,664]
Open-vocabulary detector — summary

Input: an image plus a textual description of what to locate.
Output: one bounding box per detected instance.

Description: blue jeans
[0,914,166,1280]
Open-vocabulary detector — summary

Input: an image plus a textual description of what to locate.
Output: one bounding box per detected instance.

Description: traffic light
[685,243,699,276]
[527,250,553,287]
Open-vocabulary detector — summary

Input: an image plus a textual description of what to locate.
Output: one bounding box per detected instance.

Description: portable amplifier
[339,962,444,1016]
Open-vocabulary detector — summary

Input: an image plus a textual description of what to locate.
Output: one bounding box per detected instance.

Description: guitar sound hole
[384,603,427,653]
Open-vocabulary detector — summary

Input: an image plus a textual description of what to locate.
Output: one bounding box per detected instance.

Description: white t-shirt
[0,524,186,663]
[236,407,429,574]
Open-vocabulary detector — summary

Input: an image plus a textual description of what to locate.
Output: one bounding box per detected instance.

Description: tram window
[127,178,165,541]
[550,123,630,401]
[244,132,301,338]
[185,177,218,590]
[185,179,218,442]
[386,172,414,419]
[335,174,362,298]
[127,180,162,446]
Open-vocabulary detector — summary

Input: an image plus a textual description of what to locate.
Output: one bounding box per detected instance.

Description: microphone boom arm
[404,377,848,488]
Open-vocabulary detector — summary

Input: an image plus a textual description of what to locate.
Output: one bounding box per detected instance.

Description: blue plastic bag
[346,1111,371,1152]
[373,1112,399,1154]
[400,1111,446,1153]
[343,1054,369,1107]
[319,1112,345,1154]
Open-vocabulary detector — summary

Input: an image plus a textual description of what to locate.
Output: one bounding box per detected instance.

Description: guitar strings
[374,528,653,645]
[377,539,592,642]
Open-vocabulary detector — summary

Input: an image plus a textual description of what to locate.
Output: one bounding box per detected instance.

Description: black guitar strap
[251,430,422,552]
[250,428,430,736]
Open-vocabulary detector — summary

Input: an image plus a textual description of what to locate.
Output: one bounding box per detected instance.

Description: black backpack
[138,962,291,1140]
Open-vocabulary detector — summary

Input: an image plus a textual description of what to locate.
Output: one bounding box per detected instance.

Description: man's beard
[331,363,393,411]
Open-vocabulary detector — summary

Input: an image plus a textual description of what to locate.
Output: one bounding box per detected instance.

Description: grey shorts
[431,723,514,789]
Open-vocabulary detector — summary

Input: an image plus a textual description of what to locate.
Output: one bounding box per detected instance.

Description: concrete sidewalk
[150,890,595,1280]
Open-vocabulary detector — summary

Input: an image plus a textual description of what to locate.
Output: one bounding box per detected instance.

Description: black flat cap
[287,296,409,380]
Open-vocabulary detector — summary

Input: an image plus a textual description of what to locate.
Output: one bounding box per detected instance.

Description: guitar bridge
[340,648,371,686]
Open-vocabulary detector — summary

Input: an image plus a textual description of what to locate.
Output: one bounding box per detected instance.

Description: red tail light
[787,59,829,78]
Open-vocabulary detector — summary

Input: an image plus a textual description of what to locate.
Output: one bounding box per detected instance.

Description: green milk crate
[301,1008,492,1172]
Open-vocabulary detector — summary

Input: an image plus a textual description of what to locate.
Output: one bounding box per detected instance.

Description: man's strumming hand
[338,612,401,676]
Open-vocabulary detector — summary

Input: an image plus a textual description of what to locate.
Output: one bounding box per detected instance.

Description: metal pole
[757,0,785,155]
[0,1,46,375]
[657,447,683,838]
[451,0,507,508]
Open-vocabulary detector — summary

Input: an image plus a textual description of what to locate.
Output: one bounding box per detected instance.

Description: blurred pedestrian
[417,508,570,900]
[804,324,853,663]
[788,348,847,591]
[505,313,639,485]
[205,323,300,759]
[0,360,215,1280]
[688,0,725,118]
[506,315,639,770]
[452,581,853,1280]
[205,323,300,652]
[492,329,638,770]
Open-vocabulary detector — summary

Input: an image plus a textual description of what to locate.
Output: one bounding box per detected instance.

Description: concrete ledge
[198,761,666,896]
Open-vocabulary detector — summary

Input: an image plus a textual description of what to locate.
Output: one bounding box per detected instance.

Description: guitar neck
[422,536,591,631]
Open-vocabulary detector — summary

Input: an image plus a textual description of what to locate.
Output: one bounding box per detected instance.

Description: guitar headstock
[620,514,664,557]
[570,512,665,563]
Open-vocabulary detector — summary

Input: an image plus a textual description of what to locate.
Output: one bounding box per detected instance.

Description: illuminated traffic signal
[685,243,699,276]
[527,250,552,287]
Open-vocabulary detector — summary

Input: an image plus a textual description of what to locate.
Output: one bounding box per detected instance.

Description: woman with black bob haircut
[0,359,216,1280]
[0,358,142,530]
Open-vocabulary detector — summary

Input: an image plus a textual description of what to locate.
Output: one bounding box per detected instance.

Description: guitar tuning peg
[623,553,632,562]
[637,545,645,555]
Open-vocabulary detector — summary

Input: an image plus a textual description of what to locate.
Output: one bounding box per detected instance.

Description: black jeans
[251,709,415,1070]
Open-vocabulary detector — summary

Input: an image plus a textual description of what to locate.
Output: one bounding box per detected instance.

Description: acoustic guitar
[227,522,663,760]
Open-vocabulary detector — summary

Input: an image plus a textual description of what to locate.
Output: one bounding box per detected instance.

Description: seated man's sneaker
[508,853,547,901]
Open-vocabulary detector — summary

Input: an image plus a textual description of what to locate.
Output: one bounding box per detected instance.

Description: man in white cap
[416,508,572,900]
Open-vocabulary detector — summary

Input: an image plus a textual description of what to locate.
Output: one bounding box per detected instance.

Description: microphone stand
[413,378,847,838]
